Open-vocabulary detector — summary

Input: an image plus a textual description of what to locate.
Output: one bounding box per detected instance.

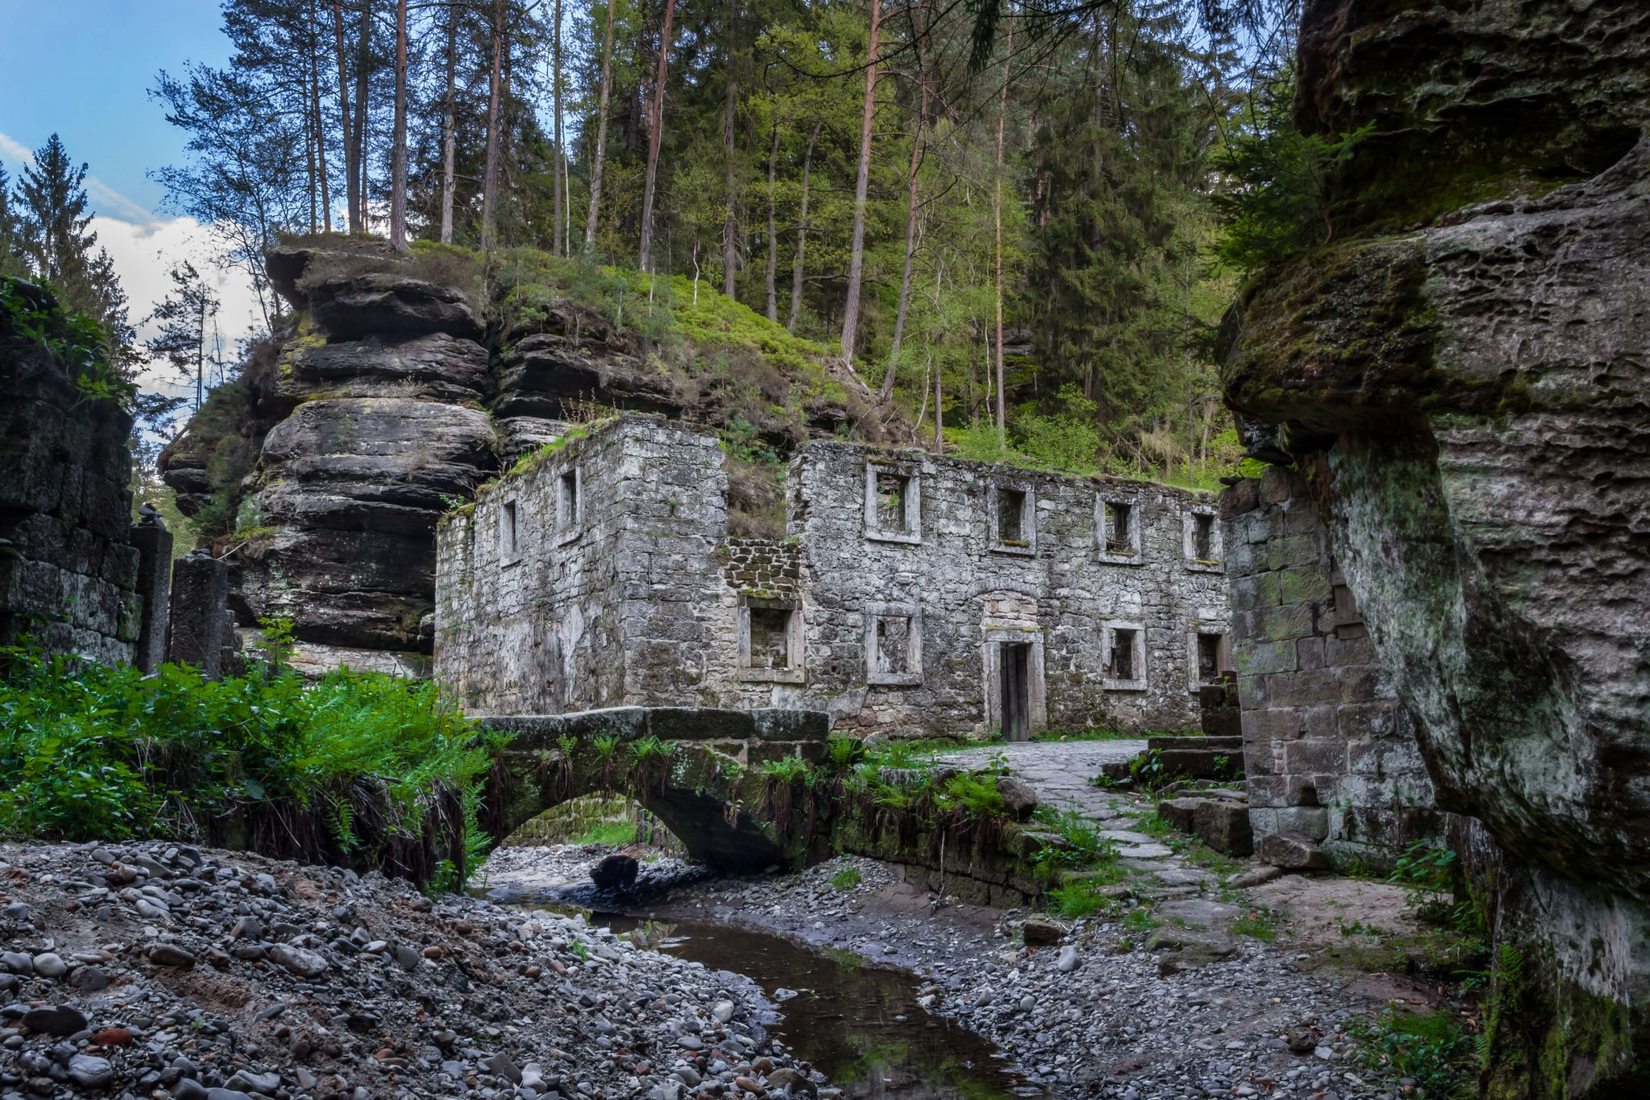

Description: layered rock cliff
[1222,1,1650,1094]
[161,241,891,673]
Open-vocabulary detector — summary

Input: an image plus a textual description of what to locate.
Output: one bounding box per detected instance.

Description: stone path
[934,739,1187,870]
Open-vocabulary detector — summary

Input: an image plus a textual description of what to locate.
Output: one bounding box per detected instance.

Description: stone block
[1193,799,1254,856]
[1274,806,1330,841]
[166,552,232,677]
[1256,831,1332,871]
[1282,739,1347,775]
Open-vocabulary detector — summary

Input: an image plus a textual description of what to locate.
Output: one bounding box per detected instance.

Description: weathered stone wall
[0,305,140,664]
[1222,466,1438,868]
[437,416,1231,738]
[793,441,1230,737]
[435,419,731,712]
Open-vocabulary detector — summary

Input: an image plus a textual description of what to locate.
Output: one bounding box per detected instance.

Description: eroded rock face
[1223,1,1650,1092]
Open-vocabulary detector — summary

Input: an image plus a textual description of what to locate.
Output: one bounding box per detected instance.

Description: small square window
[1098,494,1143,564]
[1105,502,1133,553]
[1197,632,1227,683]
[750,608,793,669]
[1103,624,1147,691]
[1183,505,1223,571]
[864,462,921,543]
[500,499,521,562]
[866,604,922,686]
[739,600,805,683]
[555,468,582,544]
[990,483,1035,554]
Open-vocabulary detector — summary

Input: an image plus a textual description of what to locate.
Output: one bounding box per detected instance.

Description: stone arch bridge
[477,707,831,871]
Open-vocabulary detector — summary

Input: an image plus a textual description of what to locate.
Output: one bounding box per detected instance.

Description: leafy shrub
[831,866,863,891]
[0,651,499,886]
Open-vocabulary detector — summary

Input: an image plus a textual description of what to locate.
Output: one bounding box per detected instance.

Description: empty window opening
[1104,501,1135,555]
[1192,513,1216,561]
[1107,628,1138,681]
[875,616,912,675]
[500,500,519,557]
[1197,632,1225,682]
[748,607,795,670]
[875,471,911,533]
[558,470,580,529]
[996,488,1028,545]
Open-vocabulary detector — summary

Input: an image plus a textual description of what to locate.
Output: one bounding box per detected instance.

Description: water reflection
[596,913,1038,1100]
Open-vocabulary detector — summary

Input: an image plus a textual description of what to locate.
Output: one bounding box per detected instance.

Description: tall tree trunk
[637,0,678,273]
[305,112,318,232]
[721,0,738,298]
[839,0,881,363]
[481,0,505,250]
[390,0,408,250]
[764,123,779,322]
[551,0,565,255]
[787,120,821,334]
[310,0,331,232]
[583,0,618,250]
[333,0,357,231]
[881,76,927,402]
[992,11,1014,439]
[440,1,457,243]
[354,0,372,232]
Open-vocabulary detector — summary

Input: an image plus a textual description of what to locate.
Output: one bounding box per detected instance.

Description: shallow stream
[593,911,1036,1099]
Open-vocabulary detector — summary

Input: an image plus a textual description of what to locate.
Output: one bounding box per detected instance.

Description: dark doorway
[1000,642,1032,741]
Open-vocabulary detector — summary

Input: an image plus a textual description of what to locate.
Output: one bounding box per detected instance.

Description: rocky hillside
[1222,0,1650,1094]
[160,239,896,673]
[0,840,818,1098]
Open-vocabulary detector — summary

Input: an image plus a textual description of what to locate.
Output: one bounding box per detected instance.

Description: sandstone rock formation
[1222,1,1650,1092]
[162,240,893,671]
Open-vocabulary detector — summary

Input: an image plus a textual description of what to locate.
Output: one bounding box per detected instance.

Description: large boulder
[1223,1,1650,1091]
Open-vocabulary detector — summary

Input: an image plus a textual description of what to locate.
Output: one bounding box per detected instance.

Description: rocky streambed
[481,845,1436,1100]
[0,841,825,1099]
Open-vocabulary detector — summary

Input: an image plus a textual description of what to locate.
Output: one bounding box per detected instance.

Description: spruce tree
[15,134,131,342]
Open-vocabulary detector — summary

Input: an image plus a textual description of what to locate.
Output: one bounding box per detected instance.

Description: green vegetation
[576,820,639,846]
[831,866,863,891]
[1353,1008,1477,1099]
[1231,909,1278,942]
[0,648,498,886]
[1048,878,1113,919]
[0,276,129,400]
[1121,906,1162,935]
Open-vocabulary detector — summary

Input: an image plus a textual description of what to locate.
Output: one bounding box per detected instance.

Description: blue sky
[0,1,261,408]
[0,1,233,216]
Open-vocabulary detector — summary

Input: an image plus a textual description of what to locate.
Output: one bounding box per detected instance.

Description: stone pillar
[166,550,229,678]
[1221,466,1438,871]
[129,522,173,673]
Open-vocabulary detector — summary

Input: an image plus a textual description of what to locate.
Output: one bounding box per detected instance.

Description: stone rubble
[0,841,822,1099]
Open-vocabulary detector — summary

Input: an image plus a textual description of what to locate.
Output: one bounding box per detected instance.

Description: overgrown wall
[0,294,140,663]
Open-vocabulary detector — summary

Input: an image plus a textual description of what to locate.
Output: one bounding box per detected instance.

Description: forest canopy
[133,0,1306,485]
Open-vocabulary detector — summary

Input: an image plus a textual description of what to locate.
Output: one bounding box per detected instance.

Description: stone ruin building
[434,415,1233,739]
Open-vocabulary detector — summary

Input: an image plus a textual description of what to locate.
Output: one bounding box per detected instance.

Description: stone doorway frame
[982,626,1045,738]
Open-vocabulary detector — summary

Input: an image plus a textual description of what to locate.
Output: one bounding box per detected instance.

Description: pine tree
[15,134,131,343]
[146,260,222,413]
[0,161,26,278]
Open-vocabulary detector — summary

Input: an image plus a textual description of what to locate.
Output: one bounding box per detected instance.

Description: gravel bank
[0,841,824,1099]
[494,846,1429,1100]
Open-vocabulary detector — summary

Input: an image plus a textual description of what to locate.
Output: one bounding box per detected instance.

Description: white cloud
[92,213,266,398]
